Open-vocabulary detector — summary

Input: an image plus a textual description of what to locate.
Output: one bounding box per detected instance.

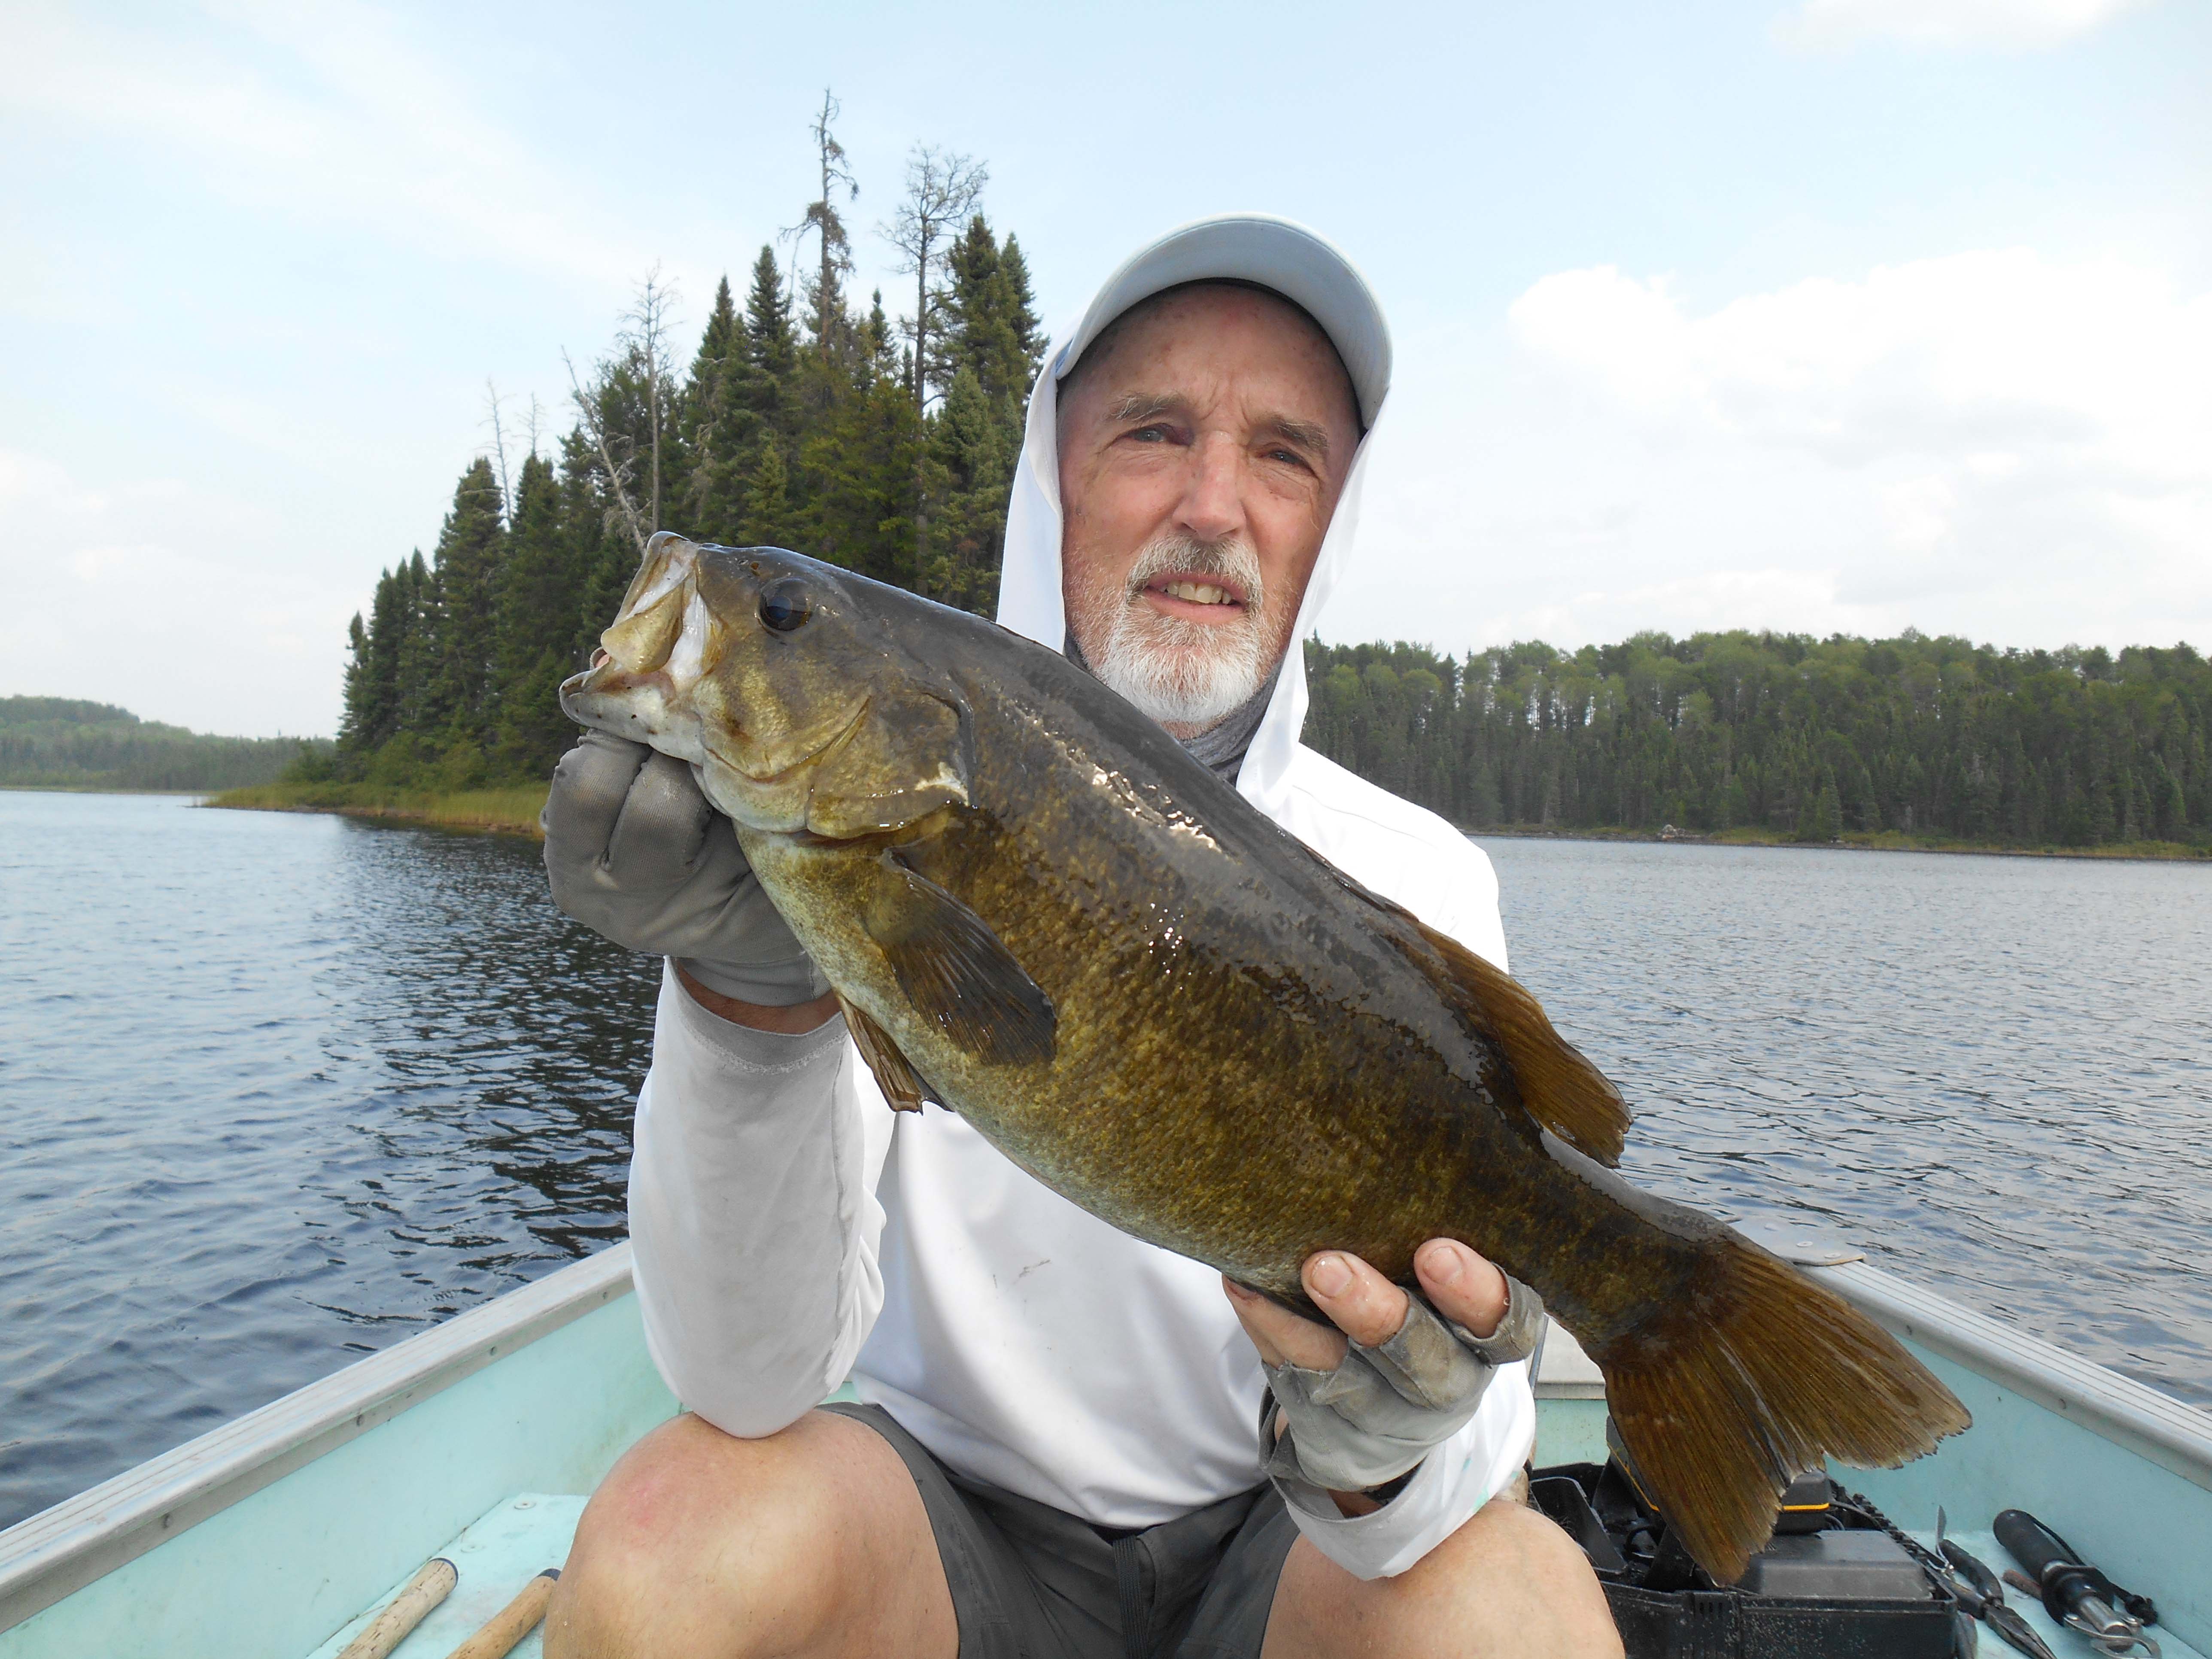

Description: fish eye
[759,578,811,634]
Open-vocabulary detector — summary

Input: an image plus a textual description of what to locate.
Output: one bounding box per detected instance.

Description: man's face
[1058,285,1360,738]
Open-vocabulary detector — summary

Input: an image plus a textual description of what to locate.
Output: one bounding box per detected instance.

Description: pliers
[1938,1529,2057,1659]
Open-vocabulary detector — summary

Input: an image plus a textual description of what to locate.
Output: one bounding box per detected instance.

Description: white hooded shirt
[626,216,1535,1581]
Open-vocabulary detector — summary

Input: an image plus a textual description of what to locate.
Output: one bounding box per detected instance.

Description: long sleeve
[627,961,889,1437]
[1270,1362,1537,1578]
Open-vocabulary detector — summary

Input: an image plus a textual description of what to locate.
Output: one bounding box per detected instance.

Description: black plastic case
[1531,1463,1962,1659]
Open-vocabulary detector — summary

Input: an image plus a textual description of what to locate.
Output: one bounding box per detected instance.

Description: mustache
[1121,534,1266,613]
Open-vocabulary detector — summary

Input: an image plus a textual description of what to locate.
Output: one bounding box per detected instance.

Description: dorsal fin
[1316,856,1632,1168]
[1405,918,1630,1167]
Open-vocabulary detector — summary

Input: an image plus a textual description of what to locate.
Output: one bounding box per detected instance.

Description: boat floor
[303,1495,583,1659]
[296,1500,2203,1659]
[1900,1531,2200,1659]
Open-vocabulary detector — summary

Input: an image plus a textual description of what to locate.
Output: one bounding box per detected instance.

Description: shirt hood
[994,213,1393,820]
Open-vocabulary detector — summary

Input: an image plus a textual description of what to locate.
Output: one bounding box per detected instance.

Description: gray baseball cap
[1051,214,1393,430]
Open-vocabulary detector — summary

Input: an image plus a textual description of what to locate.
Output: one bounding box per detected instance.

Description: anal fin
[838,992,934,1113]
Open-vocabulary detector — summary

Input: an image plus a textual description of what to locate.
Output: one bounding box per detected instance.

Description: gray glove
[542,732,826,1006]
[1260,1274,1546,1495]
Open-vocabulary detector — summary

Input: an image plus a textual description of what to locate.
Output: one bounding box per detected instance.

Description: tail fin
[1597,1234,1970,1583]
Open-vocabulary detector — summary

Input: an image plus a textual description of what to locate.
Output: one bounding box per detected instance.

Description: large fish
[561,533,1968,1582]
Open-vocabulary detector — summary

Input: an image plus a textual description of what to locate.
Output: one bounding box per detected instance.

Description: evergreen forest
[2,698,326,792]
[312,99,2209,856]
[325,100,1042,791]
[1305,634,2212,850]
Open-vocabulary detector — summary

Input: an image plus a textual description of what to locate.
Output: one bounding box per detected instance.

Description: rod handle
[337,1558,458,1659]
[1994,1509,2073,1583]
[445,1568,560,1659]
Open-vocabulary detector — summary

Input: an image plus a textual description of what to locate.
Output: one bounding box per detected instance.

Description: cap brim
[1052,214,1391,430]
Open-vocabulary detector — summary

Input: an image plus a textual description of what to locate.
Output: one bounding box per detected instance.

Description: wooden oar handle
[444,1568,560,1659]
[337,1558,458,1659]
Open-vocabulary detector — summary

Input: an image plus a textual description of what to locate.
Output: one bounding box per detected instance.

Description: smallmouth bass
[561,534,1968,1582]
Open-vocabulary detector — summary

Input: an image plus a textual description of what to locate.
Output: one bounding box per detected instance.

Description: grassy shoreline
[207,781,549,838]
[209,783,2210,862]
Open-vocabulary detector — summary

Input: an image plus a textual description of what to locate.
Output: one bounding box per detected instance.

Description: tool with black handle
[1993,1509,2159,1658]
[1939,1541,2054,1659]
[1937,1507,2054,1659]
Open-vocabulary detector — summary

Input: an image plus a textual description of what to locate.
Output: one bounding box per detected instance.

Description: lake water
[1,793,2207,1532]
[0,791,658,1532]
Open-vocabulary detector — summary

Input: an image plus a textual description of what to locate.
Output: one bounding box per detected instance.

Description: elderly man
[540,217,1621,1659]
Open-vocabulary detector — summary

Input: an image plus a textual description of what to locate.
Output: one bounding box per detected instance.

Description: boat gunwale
[0,1243,635,1638]
[1810,1257,2212,1494]
[6,1240,2210,1638]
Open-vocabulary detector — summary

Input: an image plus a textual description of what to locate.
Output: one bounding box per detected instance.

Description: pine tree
[938,218,1044,405]
[742,440,791,547]
[681,275,747,539]
[427,457,508,763]
[927,366,1014,612]
[794,292,920,586]
[337,612,374,765]
[493,451,581,778]
[917,216,1042,615]
[385,551,436,776]
[745,246,799,390]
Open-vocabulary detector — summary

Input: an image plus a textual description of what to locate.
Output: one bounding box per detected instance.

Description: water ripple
[1480,836,2212,1413]
[0,793,656,1529]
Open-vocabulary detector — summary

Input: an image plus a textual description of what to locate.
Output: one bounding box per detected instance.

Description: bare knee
[1267,1492,1623,1659]
[546,1412,873,1659]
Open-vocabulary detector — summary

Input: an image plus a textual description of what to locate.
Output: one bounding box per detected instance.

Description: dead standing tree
[564,266,682,560]
[883,145,986,599]
[883,145,987,413]
[480,382,544,519]
[783,90,859,356]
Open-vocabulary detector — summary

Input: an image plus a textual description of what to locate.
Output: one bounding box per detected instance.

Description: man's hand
[1227,1240,1509,1370]
[542,732,826,1011]
[1224,1240,1543,1516]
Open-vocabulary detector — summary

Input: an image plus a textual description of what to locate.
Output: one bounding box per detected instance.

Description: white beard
[1079,534,1272,731]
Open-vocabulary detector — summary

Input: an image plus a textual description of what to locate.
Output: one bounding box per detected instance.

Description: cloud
[1774,0,2158,51]
[0,0,694,295]
[1329,249,2211,659]
[0,447,362,735]
[1507,249,2210,492]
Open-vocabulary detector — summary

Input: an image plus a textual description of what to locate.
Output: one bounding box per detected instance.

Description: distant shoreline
[1470,823,2212,863]
[1,784,210,796]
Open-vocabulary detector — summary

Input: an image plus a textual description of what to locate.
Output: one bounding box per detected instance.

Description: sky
[2,0,2206,737]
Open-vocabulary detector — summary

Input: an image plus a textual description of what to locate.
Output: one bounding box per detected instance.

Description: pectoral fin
[864,856,1056,1066]
[838,993,935,1113]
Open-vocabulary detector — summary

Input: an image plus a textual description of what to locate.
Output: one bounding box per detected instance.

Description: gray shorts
[824,1403,1300,1659]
